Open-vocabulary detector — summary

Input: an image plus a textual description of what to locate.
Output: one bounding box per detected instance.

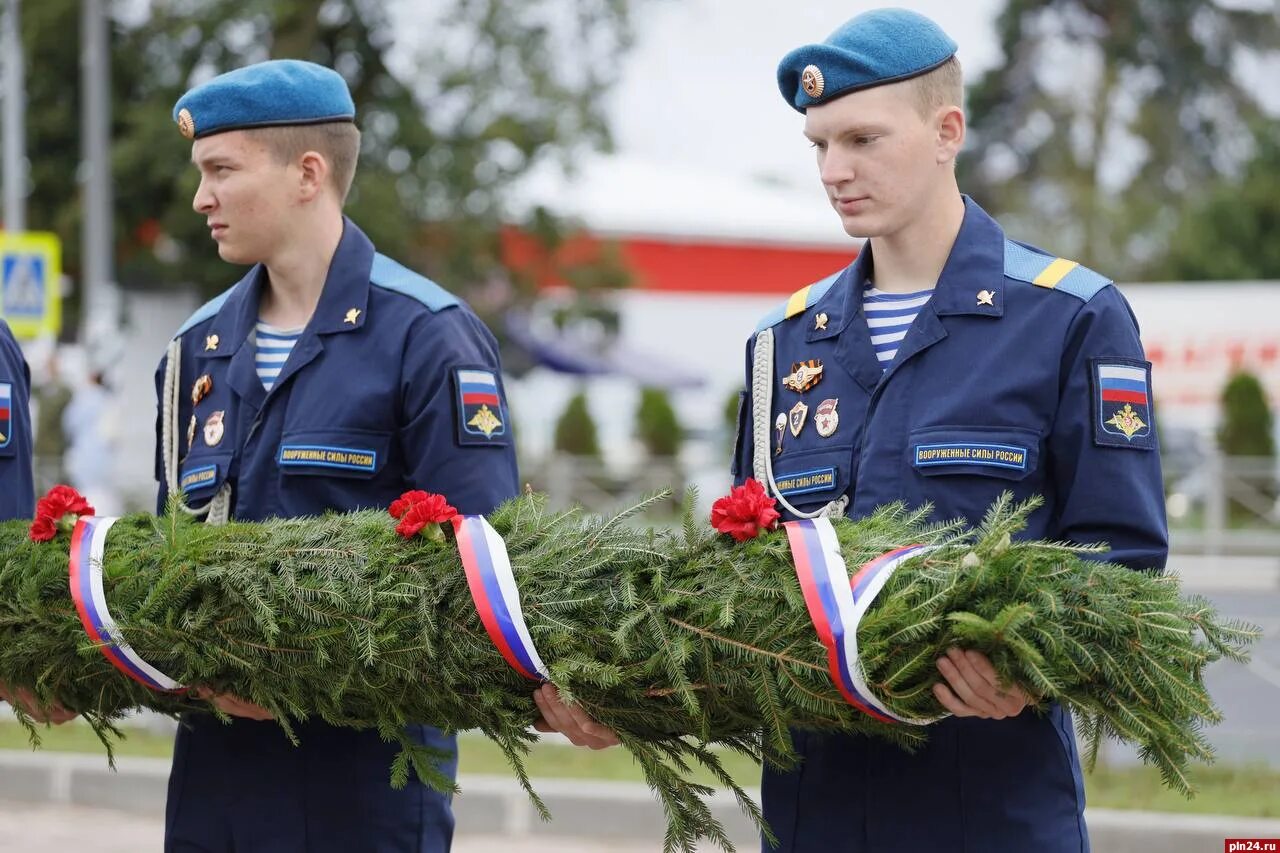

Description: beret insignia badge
[801,65,825,98]
[177,108,196,140]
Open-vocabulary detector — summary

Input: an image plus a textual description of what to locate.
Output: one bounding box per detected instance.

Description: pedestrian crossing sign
[0,231,62,339]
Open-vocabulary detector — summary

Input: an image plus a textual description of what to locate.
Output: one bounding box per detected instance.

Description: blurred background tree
[961,0,1280,280]
[1219,371,1275,459]
[1216,371,1276,521]
[553,390,601,458]
[634,386,681,459]
[22,0,639,340]
[1149,123,1280,281]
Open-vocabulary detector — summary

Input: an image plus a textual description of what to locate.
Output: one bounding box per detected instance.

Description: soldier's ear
[935,105,964,166]
[297,150,331,202]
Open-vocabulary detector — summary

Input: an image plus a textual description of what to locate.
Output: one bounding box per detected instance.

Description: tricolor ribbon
[453,514,549,681]
[785,518,942,725]
[68,516,185,692]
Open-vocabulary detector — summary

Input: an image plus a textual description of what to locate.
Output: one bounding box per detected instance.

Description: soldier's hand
[0,682,78,725]
[193,687,275,721]
[532,684,620,750]
[933,647,1031,720]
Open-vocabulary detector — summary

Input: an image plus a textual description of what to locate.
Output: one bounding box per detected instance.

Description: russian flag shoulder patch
[1091,358,1156,450]
[453,366,509,445]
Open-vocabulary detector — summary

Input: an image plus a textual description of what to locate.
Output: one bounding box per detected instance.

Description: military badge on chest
[814,398,839,438]
[203,410,226,447]
[783,359,823,393]
[788,401,808,437]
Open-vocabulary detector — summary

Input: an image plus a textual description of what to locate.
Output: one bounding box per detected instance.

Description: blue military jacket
[734,198,1167,852]
[153,219,518,853]
[0,320,34,521]
[155,218,517,520]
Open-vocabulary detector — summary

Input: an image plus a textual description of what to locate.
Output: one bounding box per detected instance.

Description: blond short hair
[248,122,362,203]
[909,56,964,119]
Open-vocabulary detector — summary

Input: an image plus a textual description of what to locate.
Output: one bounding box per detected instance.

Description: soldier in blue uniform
[0,320,72,721]
[0,319,33,521]
[724,9,1169,852]
[155,60,518,852]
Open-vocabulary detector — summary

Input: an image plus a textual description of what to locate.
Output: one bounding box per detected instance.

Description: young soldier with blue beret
[731,8,1167,851]
[156,60,519,852]
[501,9,1170,850]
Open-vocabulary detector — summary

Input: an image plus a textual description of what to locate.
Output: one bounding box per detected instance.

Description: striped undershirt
[255,321,303,392]
[863,285,934,370]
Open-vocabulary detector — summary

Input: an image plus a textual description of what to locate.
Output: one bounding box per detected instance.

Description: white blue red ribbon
[453,514,549,681]
[785,518,941,725]
[68,516,185,692]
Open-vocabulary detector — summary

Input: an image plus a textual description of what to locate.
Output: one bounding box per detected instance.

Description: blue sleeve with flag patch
[399,307,518,516]
[0,321,34,520]
[1048,287,1167,571]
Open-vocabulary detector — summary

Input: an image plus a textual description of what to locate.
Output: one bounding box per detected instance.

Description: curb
[3,750,1279,852]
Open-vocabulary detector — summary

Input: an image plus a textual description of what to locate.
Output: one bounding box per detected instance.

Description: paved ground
[0,802,658,853]
[1102,588,1280,766]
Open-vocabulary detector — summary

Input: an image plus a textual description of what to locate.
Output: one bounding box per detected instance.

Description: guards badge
[0,382,11,447]
[1093,359,1155,450]
[455,367,509,444]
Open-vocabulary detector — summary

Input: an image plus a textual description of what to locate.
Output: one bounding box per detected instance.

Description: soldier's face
[190,131,295,265]
[804,82,956,239]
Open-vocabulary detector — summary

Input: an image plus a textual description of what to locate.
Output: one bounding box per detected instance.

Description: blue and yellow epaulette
[1004,240,1111,302]
[755,269,844,333]
[370,254,459,313]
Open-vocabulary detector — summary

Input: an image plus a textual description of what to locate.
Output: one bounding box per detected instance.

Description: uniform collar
[197,216,373,357]
[804,252,869,343]
[803,195,1006,335]
[930,196,1006,319]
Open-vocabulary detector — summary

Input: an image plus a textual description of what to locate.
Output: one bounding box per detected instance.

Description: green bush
[1218,371,1275,458]
[635,388,682,459]
[554,391,601,458]
[1217,371,1276,523]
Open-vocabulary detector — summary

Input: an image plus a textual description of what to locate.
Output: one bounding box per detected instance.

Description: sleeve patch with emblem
[1092,359,1156,450]
[454,367,509,445]
[0,382,11,447]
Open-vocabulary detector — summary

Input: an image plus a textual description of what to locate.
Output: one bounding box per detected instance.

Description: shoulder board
[174,284,237,339]
[1003,240,1111,302]
[369,253,459,313]
[755,269,844,333]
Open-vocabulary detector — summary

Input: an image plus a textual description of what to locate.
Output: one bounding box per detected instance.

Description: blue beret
[172,59,355,140]
[777,9,958,112]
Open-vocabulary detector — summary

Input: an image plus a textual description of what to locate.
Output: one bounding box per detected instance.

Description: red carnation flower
[710,478,781,542]
[36,485,95,521]
[389,490,432,519]
[29,484,96,542]
[393,492,457,539]
[28,515,57,543]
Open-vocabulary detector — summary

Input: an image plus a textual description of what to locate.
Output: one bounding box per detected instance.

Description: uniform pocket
[277,429,390,479]
[908,426,1041,481]
[770,445,853,512]
[179,452,232,503]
